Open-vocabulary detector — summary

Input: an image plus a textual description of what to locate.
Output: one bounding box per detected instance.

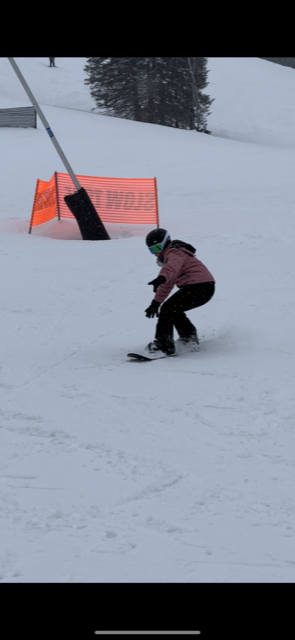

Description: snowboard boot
[176,330,200,353]
[145,339,175,357]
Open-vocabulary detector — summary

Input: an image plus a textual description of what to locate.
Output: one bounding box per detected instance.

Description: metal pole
[54,172,61,221]
[7,57,81,191]
[187,57,203,131]
[154,177,160,228]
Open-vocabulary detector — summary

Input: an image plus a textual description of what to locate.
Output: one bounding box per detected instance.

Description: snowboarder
[49,58,56,67]
[144,228,215,356]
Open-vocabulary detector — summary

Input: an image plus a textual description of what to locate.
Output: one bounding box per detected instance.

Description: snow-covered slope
[0,57,295,585]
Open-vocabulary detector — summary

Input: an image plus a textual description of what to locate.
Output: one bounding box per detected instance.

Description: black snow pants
[155,282,215,350]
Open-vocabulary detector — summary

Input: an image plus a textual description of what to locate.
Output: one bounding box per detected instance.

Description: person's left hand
[145,300,161,318]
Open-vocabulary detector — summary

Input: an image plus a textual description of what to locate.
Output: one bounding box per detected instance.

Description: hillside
[0,58,295,595]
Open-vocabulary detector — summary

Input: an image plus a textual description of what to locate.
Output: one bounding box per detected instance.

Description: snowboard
[127,352,170,361]
[127,343,199,361]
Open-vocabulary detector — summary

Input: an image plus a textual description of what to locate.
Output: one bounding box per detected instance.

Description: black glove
[145,300,161,318]
[148,275,166,293]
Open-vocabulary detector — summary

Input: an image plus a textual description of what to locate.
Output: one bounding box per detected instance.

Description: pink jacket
[154,241,215,304]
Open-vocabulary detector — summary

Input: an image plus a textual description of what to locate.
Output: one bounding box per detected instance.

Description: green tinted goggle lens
[149,243,163,254]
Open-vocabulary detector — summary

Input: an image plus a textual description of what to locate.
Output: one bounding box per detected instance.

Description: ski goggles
[148,231,170,255]
[148,243,165,255]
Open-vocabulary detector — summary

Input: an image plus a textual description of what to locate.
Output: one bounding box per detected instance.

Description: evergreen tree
[84,57,214,132]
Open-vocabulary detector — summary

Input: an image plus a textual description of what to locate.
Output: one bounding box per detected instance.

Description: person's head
[145,228,171,258]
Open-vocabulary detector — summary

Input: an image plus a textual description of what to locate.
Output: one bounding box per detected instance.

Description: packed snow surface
[1,57,295,582]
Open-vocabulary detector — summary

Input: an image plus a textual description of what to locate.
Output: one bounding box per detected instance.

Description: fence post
[154,177,160,228]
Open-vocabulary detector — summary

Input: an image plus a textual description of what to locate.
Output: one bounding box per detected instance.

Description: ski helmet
[145,228,171,255]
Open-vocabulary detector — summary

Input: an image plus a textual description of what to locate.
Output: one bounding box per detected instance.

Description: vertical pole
[154,177,160,228]
[55,172,61,221]
[187,57,203,131]
[29,178,40,234]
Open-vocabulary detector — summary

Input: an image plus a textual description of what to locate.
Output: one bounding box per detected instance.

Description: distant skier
[144,228,215,356]
[49,58,56,67]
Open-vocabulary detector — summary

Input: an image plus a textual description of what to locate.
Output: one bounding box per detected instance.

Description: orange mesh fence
[29,174,57,229]
[30,172,159,230]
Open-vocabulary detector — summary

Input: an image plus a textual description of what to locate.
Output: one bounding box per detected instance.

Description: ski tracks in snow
[1,328,295,580]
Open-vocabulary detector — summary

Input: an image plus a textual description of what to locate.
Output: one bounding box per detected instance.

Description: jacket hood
[156,239,196,266]
[169,240,196,254]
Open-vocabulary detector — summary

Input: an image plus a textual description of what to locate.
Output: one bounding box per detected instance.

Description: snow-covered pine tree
[84,57,214,132]
[166,57,214,131]
[84,57,142,121]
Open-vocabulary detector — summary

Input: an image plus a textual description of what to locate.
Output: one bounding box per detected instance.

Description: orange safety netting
[29,172,159,231]
[30,174,57,228]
